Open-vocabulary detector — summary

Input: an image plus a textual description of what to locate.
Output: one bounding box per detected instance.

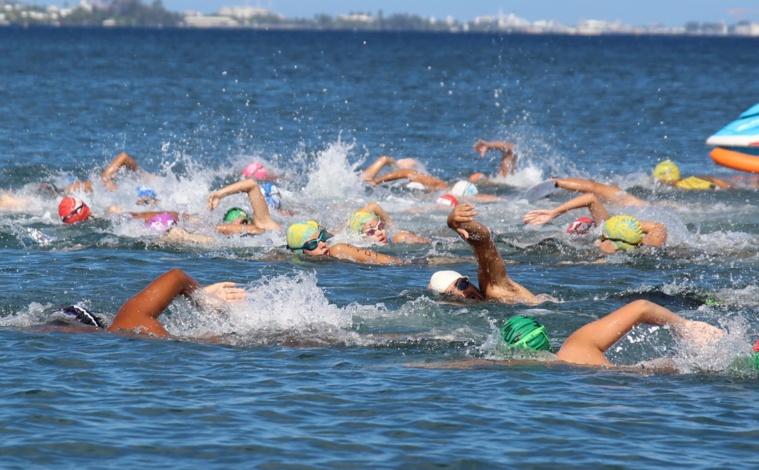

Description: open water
[1,27,759,468]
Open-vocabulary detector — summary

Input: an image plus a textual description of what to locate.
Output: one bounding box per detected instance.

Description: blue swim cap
[259,182,282,209]
[136,186,157,199]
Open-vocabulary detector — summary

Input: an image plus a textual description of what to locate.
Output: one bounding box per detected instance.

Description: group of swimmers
[19,143,759,371]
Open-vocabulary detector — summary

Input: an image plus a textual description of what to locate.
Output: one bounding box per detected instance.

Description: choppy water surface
[1,28,759,468]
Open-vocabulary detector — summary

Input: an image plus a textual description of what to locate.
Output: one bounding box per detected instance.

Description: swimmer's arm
[698,175,738,189]
[360,155,396,181]
[214,223,265,236]
[557,299,694,367]
[109,268,200,337]
[360,202,394,226]
[640,221,667,247]
[328,243,403,265]
[392,231,430,244]
[101,152,142,191]
[523,193,608,226]
[207,179,259,210]
[128,210,181,222]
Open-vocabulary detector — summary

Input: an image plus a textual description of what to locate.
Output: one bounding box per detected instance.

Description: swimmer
[58,195,189,229]
[66,152,155,193]
[522,193,667,253]
[207,178,282,236]
[347,202,430,244]
[52,268,246,337]
[360,155,499,202]
[470,140,517,183]
[548,177,648,207]
[428,203,551,305]
[413,300,725,370]
[286,220,403,265]
[652,160,738,190]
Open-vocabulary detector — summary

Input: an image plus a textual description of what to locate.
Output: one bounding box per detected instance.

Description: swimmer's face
[303,230,329,256]
[136,196,158,206]
[361,218,387,244]
[232,216,254,226]
[445,277,485,301]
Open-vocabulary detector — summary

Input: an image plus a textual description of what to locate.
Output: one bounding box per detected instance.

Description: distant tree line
[62,0,181,27]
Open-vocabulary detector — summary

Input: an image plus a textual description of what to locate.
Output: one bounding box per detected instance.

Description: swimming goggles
[298,230,329,252]
[454,278,471,291]
[363,220,385,236]
[62,203,85,223]
[512,325,549,349]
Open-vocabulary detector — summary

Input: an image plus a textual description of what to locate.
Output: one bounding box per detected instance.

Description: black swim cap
[61,305,105,329]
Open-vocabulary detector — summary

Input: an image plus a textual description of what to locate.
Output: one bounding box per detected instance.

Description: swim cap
[146,213,177,232]
[242,162,268,180]
[674,176,715,190]
[60,305,105,328]
[500,315,551,351]
[259,182,282,209]
[653,160,681,183]
[602,215,643,251]
[286,220,321,253]
[451,180,478,197]
[58,197,91,224]
[566,216,596,235]
[406,182,427,191]
[429,270,464,294]
[136,186,157,199]
[348,211,377,234]
[436,194,459,207]
[223,207,253,224]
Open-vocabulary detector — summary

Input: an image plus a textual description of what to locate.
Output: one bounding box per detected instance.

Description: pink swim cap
[146,213,177,232]
[242,162,268,180]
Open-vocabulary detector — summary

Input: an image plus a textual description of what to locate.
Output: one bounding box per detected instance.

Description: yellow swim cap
[602,215,643,251]
[286,220,320,253]
[674,176,715,190]
[653,160,681,182]
[348,211,377,234]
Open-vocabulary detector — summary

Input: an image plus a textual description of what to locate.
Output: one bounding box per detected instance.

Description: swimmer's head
[136,186,158,205]
[428,270,483,300]
[500,315,551,351]
[469,173,487,183]
[259,182,282,209]
[602,215,643,251]
[451,180,478,198]
[436,194,459,207]
[653,160,681,183]
[57,305,105,329]
[242,162,268,180]
[146,213,177,232]
[286,220,324,253]
[566,216,597,235]
[406,182,427,191]
[223,207,254,225]
[58,196,91,224]
[348,211,377,234]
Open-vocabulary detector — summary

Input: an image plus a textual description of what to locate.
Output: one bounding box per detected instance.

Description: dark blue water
[1,27,759,468]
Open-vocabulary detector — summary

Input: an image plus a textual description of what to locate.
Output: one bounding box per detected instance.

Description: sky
[34,0,759,27]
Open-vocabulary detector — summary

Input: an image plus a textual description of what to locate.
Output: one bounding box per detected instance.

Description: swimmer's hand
[395,158,420,170]
[447,203,477,239]
[523,209,556,226]
[677,320,725,347]
[207,193,221,211]
[204,282,247,303]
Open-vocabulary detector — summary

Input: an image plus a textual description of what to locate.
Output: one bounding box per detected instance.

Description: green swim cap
[223,207,253,224]
[602,215,643,251]
[348,211,377,234]
[500,316,551,351]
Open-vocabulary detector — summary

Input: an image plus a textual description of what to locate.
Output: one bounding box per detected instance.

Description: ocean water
[1,27,759,468]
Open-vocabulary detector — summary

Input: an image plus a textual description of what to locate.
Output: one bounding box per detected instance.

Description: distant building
[184,12,239,28]
[734,21,759,36]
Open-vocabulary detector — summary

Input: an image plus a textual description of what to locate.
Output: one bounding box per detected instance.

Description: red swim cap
[58,197,91,224]
[436,194,459,207]
[566,216,596,235]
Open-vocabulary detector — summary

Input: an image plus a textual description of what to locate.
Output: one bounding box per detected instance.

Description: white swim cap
[429,270,464,294]
[451,180,478,197]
